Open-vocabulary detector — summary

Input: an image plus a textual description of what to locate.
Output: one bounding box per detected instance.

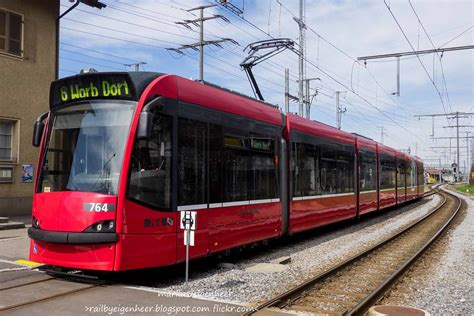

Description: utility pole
[294,0,306,116]
[464,132,471,179]
[335,91,346,130]
[432,134,474,176]
[285,68,289,113]
[297,77,320,118]
[439,158,442,183]
[284,68,299,113]
[395,56,400,96]
[415,111,474,182]
[379,126,387,144]
[305,79,310,118]
[443,119,474,181]
[169,5,235,81]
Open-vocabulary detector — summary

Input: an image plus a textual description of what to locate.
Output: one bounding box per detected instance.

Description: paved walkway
[0,228,262,315]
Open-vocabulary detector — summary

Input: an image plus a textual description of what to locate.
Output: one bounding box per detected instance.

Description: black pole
[244,67,264,101]
[56,1,80,79]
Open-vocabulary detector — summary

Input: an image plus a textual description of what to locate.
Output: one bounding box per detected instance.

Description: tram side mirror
[137,97,165,140]
[137,111,154,140]
[32,112,48,147]
[32,122,44,147]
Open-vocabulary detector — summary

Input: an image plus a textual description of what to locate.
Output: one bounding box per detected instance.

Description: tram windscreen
[38,101,136,195]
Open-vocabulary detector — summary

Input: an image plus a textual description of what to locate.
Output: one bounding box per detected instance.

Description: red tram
[28,72,424,271]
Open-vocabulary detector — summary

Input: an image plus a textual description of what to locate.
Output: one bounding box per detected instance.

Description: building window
[0,9,23,57]
[0,166,13,183]
[0,120,13,161]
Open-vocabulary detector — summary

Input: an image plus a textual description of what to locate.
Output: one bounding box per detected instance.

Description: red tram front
[29,72,284,271]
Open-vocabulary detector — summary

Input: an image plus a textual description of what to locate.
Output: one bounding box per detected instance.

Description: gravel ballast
[129,196,441,305]
[382,188,473,315]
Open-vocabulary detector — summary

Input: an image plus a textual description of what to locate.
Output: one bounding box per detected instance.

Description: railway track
[0,270,103,312]
[248,187,462,315]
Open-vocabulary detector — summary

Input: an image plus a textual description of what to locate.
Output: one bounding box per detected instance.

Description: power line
[60,56,124,71]
[61,7,199,41]
[439,24,473,47]
[60,42,142,62]
[61,27,167,49]
[62,1,428,149]
[215,1,409,116]
[60,26,284,97]
[408,0,453,113]
[383,0,450,123]
[266,0,421,118]
[60,48,131,66]
[63,17,182,46]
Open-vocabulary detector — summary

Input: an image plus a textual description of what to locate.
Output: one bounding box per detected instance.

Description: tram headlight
[84,220,116,233]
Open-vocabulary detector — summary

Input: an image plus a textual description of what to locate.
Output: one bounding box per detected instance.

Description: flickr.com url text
[85,303,256,314]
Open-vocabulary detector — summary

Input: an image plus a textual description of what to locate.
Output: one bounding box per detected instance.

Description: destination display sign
[50,73,137,109]
[250,137,273,151]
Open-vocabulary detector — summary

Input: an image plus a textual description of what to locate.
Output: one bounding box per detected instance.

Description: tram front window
[38,101,136,195]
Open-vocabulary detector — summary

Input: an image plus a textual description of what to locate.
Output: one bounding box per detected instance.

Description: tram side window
[336,149,354,193]
[128,114,172,209]
[221,132,278,202]
[208,124,223,204]
[223,134,249,202]
[360,150,376,192]
[397,159,406,188]
[292,142,303,197]
[408,161,416,187]
[321,146,337,194]
[380,155,396,190]
[178,118,207,206]
[249,135,277,200]
[293,143,320,197]
[406,161,411,187]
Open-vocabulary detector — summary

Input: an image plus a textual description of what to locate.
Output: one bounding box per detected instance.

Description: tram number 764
[84,203,115,212]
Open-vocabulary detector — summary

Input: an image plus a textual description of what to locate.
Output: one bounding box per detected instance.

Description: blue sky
[58,0,474,170]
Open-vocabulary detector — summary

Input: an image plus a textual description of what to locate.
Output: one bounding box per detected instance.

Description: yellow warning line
[15,259,42,267]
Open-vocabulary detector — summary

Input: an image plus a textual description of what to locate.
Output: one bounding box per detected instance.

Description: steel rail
[0,282,99,312]
[0,276,55,291]
[245,188,453,315]
[0,269,106,312]
[346,188,462,315]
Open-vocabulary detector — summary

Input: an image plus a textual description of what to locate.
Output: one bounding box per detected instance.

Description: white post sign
[180,210,197,284]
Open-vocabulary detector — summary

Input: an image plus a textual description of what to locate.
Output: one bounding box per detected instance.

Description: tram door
[175,115,210,262]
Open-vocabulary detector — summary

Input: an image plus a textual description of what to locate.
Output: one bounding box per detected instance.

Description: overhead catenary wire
[65,2,298,92]
[383,0,450,125]
[60,48,131,66]
[227,0,421,120]
[61,42,143,63]
[60,56,124,71]
[96,0,416,126]
[408,0,452,113]
[60,1,438,149]
[209,0,428,144]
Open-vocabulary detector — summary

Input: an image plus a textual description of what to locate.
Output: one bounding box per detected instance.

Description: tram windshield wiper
[90,152,116,194]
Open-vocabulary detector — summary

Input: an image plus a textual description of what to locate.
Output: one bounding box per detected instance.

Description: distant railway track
[247,187,462,315]
[0,270,104,312]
